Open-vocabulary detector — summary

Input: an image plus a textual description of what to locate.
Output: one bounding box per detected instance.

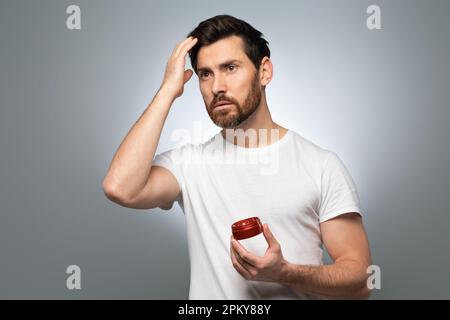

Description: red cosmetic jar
[231,217,263,240]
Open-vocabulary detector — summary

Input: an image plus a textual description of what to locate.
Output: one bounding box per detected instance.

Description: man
[102,15,372,299]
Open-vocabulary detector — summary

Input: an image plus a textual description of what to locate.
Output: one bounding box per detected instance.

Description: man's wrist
[147,86,177,112]
[278,259,295,287]
[157,85,177,103]
[277,260,311,291]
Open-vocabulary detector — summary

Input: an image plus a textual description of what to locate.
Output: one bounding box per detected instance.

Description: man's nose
[212,73,227,96]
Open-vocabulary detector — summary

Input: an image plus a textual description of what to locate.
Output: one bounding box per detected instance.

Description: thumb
[262,224,278,248]
[183,69,193,84]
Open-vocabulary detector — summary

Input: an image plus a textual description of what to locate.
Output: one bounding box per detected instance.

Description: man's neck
[221,101,288,148]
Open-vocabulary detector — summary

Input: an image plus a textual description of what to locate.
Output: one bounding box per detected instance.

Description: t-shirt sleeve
[318,152,362,223]
[152,144,191,201]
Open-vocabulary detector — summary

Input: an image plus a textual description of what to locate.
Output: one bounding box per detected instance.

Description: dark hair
[187,15,270,74]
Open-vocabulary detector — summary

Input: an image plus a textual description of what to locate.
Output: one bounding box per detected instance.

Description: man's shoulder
[289,129,334,163]
[156,132,221,160]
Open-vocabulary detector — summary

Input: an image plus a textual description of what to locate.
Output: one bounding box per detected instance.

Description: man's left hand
[230,223,288,283]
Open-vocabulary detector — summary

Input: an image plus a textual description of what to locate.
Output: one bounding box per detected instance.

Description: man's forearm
[103,86,175,201]
[280,259,371,299]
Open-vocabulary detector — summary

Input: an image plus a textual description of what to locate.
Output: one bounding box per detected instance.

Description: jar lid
[231,217,263,240]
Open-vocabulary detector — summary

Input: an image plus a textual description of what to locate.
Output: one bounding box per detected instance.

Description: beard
[205,72,262,129]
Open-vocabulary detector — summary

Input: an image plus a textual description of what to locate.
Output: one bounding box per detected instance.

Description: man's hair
[187,15,270,74]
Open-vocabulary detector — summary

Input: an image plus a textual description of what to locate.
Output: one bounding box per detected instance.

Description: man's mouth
[213,101,234,111]
[214,100,233,107]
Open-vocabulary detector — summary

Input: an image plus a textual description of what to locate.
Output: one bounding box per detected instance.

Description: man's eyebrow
[197,60,243,73]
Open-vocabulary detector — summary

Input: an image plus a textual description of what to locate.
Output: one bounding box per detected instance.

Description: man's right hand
[160,36,198,99]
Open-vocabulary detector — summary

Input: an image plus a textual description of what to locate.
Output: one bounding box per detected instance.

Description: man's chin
[210,112,240,128]
[216,119,242,129]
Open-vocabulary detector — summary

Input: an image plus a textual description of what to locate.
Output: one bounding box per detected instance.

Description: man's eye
[200,72,210,79]
[227,65,236,71]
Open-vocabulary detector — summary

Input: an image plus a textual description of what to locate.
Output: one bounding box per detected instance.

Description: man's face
[196,36,262,129]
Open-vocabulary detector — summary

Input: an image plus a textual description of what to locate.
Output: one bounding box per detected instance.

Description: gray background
[1,0,449,299]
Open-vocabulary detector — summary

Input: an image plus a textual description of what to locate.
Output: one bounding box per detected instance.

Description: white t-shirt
[152,129,362,299]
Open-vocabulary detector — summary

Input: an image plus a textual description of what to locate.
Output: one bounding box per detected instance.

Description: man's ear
[259,56,273,87]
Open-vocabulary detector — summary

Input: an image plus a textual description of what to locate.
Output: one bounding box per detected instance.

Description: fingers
[234,247,256,271]
[231,237,259,267]
[174,36,198,58]
[230,237,252,279]
[170,37,189,56]
[262,224,279,248]
[171,37,192,56]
